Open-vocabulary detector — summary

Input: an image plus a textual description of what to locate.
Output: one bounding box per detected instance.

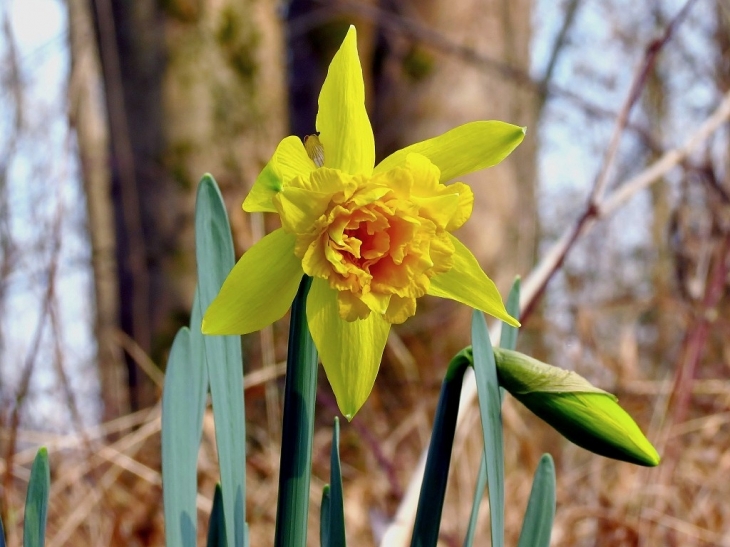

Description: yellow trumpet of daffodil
[203,25,525,419]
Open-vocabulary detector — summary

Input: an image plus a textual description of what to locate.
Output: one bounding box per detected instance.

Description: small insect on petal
[304,133,325,167]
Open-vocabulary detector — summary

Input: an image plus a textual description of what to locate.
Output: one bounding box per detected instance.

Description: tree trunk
[67,0,128,421]
[90,0,286,410]
[372,0,538,362]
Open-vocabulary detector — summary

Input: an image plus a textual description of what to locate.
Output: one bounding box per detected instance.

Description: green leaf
[23,447,50,547]
[320,486,331,547]
[327,418,346,546]
[499,277,521,352]
[274,276,319,547]
[465,278,521,546]
[411,350,472,547]
[517,454,556,547]
[463,453,487,547]
[162,326,208,547]
[196,174,247,547]
[207,484,227,547]
[471,311,504,547]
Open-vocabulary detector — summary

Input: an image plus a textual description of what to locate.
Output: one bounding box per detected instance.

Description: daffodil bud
[493,347,660,467]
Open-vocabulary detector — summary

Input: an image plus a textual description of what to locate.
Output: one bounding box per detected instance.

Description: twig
[1,212,61,530]
[114,329,165,388]
[382,8,725,544]
[537,0,582,108]
[590,0,699,205]
[47,415,161,547]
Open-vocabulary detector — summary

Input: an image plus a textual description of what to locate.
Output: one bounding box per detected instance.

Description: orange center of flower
[273,153,474,323]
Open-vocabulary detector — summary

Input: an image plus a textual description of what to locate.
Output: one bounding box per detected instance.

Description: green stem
[411,350,472,547]
[274,276,318,547]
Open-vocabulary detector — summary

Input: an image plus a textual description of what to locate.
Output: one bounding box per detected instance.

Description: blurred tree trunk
[373,0,538,353]
[67,0,128,421]
[88,0,286,411]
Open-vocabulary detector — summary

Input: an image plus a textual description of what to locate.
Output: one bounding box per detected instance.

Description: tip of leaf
[344,412,354,422]
[520,126,527,135]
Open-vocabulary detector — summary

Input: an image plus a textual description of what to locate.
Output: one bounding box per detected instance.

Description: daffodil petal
[316,25,375,175]
[202,229,303,334]
[374,121,526,183]
[427,234,519,327]
[306,277,390,419]
[243,136,317,212]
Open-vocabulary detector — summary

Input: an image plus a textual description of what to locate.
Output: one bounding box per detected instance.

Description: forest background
[0,0,729,545]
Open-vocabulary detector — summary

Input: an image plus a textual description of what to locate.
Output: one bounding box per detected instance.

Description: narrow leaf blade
[463,453,487,547]
[274,276,318,547]
[411,351,471,547]
[517,454,556,547]
[23,447,50,547]
[207,484,227,547]
[162,327,207,547]
[471,311,504,547]
[320,486,331,547]
[499,277,521,352]
[196,174,246,547]
[328,418,346,546]
[465,278,520,545]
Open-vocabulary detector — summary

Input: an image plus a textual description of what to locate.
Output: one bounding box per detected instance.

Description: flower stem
[274,276,318,547]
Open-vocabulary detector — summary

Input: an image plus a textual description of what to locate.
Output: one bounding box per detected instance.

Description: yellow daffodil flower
[203,25,525,419]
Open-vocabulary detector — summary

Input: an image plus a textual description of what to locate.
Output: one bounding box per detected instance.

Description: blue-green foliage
[161,325,208,547]
[207,484,227,547]
[517,455,556,547]
[195,175,247,547]
[326,418,346,546]
[24,448,50,547]
[471,310,506,547]
[274,276,318,547]
[411,349,471,546]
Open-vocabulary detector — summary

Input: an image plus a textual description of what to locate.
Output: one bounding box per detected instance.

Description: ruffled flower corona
[203,25,525,419]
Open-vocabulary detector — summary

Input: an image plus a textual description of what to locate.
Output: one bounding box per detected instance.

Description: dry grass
[1,295,728,547]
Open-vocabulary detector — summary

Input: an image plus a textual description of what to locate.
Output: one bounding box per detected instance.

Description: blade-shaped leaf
[23,447,49,547]
[517,454,556,547]
[196,174,246,547]
[207,484,227,547]
[463,453,487,547]
[327,418,346,546]
[162,326,208,547]
[320,486,331,547]
[274,276,318,547]
[465,278,520,546]
[499,277,521,352]
[471,311,504,547]
[411,350,472,547]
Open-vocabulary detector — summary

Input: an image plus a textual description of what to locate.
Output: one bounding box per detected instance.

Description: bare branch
[382,13,730,544]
